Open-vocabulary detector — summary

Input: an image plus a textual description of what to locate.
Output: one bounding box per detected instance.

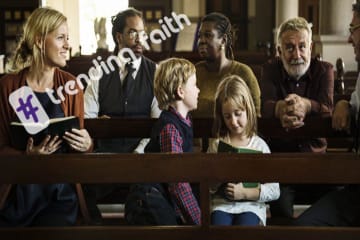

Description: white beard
[282,58,310,80]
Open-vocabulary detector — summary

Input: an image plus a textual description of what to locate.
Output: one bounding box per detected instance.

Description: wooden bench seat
[85,117,351,151]
[0,117,357,239]
[0,152,360,240]
[84,116,352,220]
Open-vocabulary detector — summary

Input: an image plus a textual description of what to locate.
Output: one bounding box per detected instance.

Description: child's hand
[225,182,246,200]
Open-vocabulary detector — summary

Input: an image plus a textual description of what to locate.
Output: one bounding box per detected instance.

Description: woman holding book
[207,75,279,226]
[0,7,92,226]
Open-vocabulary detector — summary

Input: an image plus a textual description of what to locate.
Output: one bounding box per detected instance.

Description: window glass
[42,0,128,55]
[79,0,128,54]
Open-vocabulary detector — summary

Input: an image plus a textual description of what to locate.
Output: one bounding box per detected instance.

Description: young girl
[208,75,280,226]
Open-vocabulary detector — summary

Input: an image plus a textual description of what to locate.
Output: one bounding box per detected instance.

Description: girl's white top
[207,135,280,225]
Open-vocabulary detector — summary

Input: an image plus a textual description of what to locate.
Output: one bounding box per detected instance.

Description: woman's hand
[26,135,62,155]
[63,128,92,152]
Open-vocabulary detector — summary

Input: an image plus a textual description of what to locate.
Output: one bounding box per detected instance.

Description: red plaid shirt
[159,107,201,225]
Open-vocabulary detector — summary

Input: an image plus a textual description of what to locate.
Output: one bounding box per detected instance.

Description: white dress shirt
[84,55,161,153]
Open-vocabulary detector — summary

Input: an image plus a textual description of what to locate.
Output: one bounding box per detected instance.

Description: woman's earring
[220,44,225,50]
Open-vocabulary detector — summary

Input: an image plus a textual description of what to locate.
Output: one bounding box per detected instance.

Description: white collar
[117,53,142,73]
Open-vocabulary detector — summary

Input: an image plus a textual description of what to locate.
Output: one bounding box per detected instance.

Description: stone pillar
[274,0,299,45]
[315,0,355,71]
[276,0,299,27]
[320,0,353,36]
[172,0,204,18]
[172,0,203,51]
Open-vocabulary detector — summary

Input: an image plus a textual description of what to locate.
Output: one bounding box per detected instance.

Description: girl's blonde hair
[154,58,195,110]
[213,75,257,138]
[9,7,67,73]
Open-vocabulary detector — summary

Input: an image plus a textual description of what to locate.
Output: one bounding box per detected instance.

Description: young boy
[145,58,201,225]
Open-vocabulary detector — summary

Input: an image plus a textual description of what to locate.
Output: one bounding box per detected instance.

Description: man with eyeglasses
[294,1,360,227]
[85,7,160,152]
[83,7,160,224]
[260,17,334,221]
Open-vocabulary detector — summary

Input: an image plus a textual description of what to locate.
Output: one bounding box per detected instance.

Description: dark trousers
[267,138,331,219]
[211,210,260,226]
[83,183,131,225]
[293,186,360,226]
[269,184,339,219]
[82,138,140,225]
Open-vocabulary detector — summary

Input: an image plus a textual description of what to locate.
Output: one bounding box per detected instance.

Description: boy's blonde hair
[154,58,196,110]
[213,75,257,138]
[9,7,67,73]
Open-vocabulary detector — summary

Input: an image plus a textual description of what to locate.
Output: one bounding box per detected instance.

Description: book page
[11,116,76,126]
[217,140,261,153]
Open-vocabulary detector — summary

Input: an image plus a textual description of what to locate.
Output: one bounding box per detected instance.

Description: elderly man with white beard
[260,17,334,221]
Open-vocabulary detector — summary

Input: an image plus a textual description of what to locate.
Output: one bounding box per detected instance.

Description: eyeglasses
[125,30,146,40]
[349,23,360,34]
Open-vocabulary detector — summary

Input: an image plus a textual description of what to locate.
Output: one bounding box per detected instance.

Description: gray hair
[277,17,312,47]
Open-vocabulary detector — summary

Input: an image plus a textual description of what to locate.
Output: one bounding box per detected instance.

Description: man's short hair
[277,17,312,46]
[353,0,360,15]
[111,8,143,55]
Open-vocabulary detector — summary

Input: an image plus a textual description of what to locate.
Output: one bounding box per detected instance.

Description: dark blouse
[0,91,78,227]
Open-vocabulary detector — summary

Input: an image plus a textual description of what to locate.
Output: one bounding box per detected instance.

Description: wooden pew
[85,117,351,151]
[85,117,351,212]
[85,117,343,139]
[88,116,351,215]
[63,50,270,78]
[0,152,359,240]
[0,117,357,239]
[62,53,356,103]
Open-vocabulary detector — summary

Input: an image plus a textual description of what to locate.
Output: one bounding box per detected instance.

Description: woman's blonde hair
[9,7,67,73]
[213,75,257,138]
[154,58,195,110]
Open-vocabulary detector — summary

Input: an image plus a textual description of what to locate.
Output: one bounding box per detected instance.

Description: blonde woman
[0,7,92,226]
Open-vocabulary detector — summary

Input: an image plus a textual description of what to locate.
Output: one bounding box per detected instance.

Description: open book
[10,116,80,151]
[218,140,262,153]
[217,140,260,189]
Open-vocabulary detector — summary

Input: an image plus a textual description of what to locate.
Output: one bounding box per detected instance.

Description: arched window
[78,0,128,54]
[42,0,128,55]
